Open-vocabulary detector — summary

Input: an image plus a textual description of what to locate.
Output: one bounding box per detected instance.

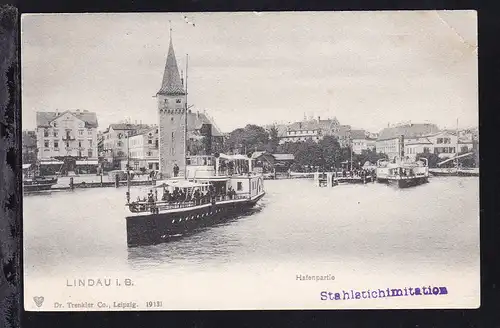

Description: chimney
[318,116,321,122]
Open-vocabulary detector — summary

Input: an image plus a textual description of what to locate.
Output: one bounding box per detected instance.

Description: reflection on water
[126,205,265,268]
[24,177,479,279]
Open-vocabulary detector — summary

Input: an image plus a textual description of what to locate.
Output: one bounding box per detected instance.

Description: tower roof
[157,38,186,96]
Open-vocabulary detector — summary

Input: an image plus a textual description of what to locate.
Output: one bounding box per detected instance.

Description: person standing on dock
[173,163,179,177]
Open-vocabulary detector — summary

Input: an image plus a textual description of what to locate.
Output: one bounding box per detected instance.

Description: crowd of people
[132,184,239,212]
[337,168,376,179]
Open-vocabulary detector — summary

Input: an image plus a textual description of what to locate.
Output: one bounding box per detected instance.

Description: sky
[21,11,478,133]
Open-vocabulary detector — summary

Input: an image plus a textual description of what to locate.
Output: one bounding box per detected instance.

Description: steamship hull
[126,193,264,247]
[387,177,429,188]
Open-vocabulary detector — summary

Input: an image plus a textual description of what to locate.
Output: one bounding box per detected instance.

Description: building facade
[101,123,151,168]
[376,123,440,159]
[404,130,478,161]
[351,129,377,154]
[22,130,37,165]
[278,117,352,147]
[120,126,160,171]
[157,37,223,177]
[36,110,99,160]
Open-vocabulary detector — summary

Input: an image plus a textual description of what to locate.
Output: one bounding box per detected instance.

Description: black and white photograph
[22,11,479,311]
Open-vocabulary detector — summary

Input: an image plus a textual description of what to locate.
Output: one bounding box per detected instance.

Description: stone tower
[157,37,187,177]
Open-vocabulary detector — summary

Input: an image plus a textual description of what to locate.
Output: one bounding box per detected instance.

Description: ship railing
[128,194,249,213]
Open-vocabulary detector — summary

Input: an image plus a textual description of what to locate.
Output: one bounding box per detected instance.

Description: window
[53,130,58,137]
[155,139,159,148]
[44,129,49,137]
[54,141,59,149]
[66,142,70,148]
[88,150,93,158]
[237,182,243,191]
[176,99,181,103]
[148,139,152,144]
[53,122,57,128]
[89,140,93,147]
[423,147,430,153]
[44,140,49,148]
[78,130,84,135]
[117,141,122,147]
[461,146,468,153]
[78,151,82,157]
[78,141,82,148]
[444,138,451,144]
[437,138,443,144]
[147,151,152,156]
[88,129,92,135]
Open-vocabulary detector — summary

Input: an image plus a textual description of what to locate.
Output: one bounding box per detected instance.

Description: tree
[457,149,479,168]
[224,124,270,154]
[268,125,280,153]
[353,149,388,168]
[416,152,442,168]
[318,136,342,169]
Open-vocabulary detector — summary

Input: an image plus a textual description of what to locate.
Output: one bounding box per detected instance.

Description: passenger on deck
[147,190,155,203]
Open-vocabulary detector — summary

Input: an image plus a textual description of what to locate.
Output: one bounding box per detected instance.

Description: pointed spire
[157,34,186,96]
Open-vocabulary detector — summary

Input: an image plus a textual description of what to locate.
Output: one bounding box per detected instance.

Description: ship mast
[184,54,188,180]
[455,118,459,170]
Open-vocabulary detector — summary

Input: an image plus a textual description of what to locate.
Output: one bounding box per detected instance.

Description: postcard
[21,11,479,311]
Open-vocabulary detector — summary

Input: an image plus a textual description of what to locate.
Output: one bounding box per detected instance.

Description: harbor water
[24,177,480,310]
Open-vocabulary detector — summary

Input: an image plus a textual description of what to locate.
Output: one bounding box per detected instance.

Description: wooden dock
[24,179,156,195]
[314,172,374,187]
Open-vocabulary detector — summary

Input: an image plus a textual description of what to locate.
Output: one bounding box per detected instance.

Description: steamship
[125,155,265,247]
[376,136,429,188]
[124,36,265,247]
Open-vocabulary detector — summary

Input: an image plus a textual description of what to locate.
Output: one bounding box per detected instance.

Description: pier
[23,175,158,195]
[313,172,374,187]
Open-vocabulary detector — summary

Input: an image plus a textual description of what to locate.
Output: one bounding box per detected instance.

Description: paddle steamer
[376,157,429,188]
[125,154,265,247]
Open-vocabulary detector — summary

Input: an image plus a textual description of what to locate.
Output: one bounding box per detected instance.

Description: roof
[36,110,98,128]
[377,124,440,141]
[406,138,433,145]
[251,151,270,159]
[157,38,186,96]
[273,153,294,161]
[109,123,151,131]
[218,153,249,161]
[287,118,339,132]
[350,129,367,140]
[128,126,158,137]
[188,112,223,137]
[458,138,474,144]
